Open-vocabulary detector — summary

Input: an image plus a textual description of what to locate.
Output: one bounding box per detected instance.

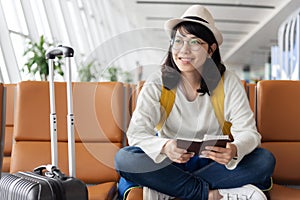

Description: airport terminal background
[1,1,300,199]
[0,0,299,84]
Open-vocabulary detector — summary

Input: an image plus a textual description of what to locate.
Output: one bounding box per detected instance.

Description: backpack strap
[210,76,232,137]
[156,75,232,137]
[155,87,176,131]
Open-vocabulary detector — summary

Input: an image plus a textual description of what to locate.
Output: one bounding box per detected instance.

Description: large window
[0,0,131,83]
[276,8,300,80]
[0,47,8,83]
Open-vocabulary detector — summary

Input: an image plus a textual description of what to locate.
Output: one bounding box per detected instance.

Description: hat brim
[164,18,223,46]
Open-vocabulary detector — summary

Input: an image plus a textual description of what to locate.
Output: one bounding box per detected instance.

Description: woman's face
[171,28,212,73]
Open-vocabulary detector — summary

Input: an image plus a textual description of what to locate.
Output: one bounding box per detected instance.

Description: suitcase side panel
[15,172,88,200]
[17,172,68,200]
[0,173,54,200]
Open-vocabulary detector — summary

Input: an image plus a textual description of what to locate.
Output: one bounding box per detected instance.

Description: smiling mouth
[179,57,193,62]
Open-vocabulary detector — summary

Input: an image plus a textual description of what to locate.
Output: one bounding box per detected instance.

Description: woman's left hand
[201,143,237,165]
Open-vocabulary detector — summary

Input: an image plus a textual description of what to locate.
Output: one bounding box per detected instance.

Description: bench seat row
[1,80,300,199]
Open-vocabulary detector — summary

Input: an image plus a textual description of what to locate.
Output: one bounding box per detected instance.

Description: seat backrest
[246,83,256,112]
[123,83,132,130]
[132,80,145,114]
[3,84,16,156]
[240,80,247,91]
[0,83,5,175]
[10,81,124,184]
[130,84,137,114]
[256,80,300,185]
[1,84,16,173]
[136,81,145,97]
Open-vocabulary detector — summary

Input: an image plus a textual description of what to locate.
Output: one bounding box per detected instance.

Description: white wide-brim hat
[164,5,223,46]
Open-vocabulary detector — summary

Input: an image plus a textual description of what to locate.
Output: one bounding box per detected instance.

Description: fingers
[202,150,231,165]
[201,146,233,165]
[163,139,238,165]
[173,152,195,163]
[168,149,186,160]
[168,147,192,163]
[162,139,195,163]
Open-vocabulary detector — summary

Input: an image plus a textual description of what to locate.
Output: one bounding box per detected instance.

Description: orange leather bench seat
[256,80,300,199]
[10,81,125,200]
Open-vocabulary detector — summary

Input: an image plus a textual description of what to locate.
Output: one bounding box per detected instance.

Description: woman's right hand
[161,139,195,163]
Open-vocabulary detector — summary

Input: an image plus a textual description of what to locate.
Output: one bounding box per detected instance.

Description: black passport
[177,135,230,155]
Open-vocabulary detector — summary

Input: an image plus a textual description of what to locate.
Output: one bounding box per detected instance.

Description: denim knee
[114,146,144,172]
[114,149,123,172]
[254,148,276,176]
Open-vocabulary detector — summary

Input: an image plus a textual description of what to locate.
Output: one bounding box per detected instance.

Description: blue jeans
[115,146,275,200]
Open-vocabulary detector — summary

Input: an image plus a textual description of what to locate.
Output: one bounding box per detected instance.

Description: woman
[115,5,275,200]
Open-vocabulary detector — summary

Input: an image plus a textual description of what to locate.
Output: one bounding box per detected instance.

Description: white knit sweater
[127,70,261,170]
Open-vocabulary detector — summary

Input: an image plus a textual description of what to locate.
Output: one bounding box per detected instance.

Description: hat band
[183,16,209,24]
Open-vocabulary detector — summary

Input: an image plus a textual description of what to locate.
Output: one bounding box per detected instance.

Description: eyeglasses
[171,37,207,51]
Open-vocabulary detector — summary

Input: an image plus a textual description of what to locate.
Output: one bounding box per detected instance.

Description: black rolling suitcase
[0,45,88,200]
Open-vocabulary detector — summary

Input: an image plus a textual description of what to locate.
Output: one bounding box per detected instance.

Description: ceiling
[123,0,300,70]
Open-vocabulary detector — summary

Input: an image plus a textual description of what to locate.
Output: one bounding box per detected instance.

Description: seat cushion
[87,182,117,200]
[10,141,121,183]
[126,187,143,200]
[261,142,300,184]
[269,184,300,200]
[126,188,182,200]
[123,184,300,200]
[2,157,10,172]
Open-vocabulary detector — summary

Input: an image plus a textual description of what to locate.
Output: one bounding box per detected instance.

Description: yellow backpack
[156,76,232,137]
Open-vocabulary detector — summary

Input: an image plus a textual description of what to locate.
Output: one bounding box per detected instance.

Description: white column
[20,0,39,42]
[0,3,21,83]
[58,0,80,53]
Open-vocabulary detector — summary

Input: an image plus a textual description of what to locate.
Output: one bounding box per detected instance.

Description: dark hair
[162,21,226,95]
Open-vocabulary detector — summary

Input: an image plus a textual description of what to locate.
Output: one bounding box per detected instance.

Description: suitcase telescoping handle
[34,165,67,180]
[45,45,76,177]
[45,45,74,59]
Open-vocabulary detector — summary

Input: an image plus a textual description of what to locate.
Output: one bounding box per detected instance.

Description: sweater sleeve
[224,71,261,169]
[126,73,170,163]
